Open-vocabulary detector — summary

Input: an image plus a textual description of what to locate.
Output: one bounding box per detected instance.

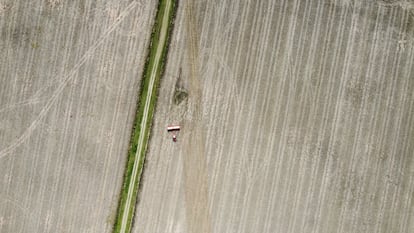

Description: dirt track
[117,0,172,232]
[1,0,413,233]
[0,0,156,232]
[134,0,414,233]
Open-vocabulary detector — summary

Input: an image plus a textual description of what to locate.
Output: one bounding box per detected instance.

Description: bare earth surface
[134,0,414,233]
[0,0,156,232]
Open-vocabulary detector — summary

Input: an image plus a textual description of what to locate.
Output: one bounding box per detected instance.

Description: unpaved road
[118,0,172,232]
[0,1,156,232]
[134,0,414,233]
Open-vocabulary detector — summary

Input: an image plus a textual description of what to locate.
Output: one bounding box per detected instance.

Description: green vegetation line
[112,0,176,232]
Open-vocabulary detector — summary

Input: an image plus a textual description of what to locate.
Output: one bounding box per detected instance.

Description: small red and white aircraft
[167,125,180,142]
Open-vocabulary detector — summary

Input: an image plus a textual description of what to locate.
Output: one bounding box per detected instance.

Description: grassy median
[112,0,177,232]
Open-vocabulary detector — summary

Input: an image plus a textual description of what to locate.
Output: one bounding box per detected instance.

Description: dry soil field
[0,0,156,232]
[134,0,414,233]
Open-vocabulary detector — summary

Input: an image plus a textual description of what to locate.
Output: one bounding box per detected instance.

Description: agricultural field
[134,0,414,233]
[0,0,156,232]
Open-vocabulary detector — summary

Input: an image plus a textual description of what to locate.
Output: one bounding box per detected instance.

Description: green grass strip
[112,0,177,232]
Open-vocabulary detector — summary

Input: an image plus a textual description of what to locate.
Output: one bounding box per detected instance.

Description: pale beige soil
[134,0,414,233]
[0,0,156,232]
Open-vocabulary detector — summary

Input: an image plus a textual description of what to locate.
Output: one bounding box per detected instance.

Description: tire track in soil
[0,0,140,160]
[182,1,212,233]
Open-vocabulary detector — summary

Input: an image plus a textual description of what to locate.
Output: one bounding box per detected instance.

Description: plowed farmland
[134,1,414,233]
[0,0,156,232]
